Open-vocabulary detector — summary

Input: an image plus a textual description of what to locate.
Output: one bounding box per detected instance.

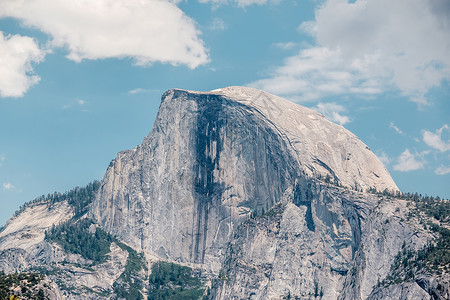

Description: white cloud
[2,182,15,190]
[236,0,268,6]
[251,0,450,104]
[435,165,450,175]
[62,98,87,109]
[250,46,382,101]
[0,32,46,98]
[198,0,272,7]
[0,0,208,69]
[389,121,404,135]
[298,21,316,36]
[393,149,427,172]
[0,154,5,167]
[273,42,297,50]
[128,88,147,95]
[128,88,161,95]
[423,124,450,152]
[311,102,350,125]
[409,96,430,108]
[376,150,390,167]
[210,18,226,31]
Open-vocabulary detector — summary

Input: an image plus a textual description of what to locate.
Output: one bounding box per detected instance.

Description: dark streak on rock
[294,180,316,232]
[192,93,226,264]
[313,158,340,185]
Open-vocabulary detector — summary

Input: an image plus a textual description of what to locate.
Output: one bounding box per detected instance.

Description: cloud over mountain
[394,149,427,172]
[251,0,450,104]
[311,102,350,125]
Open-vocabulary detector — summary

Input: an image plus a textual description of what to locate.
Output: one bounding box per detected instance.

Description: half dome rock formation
[0,87,447,299]
[90,86,398,270]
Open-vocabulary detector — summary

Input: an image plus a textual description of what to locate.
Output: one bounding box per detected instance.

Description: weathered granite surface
[0,87,446,299]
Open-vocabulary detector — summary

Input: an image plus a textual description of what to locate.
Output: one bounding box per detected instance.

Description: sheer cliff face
[90,88,301,272]
[90,87,398,272]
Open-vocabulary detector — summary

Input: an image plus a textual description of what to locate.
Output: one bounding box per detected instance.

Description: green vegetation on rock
[0,271,47,300]
[45,218,113,264]
[379,194,450,287]
[148,261,207,300]
[45,217,147,298]
[112,241,147,300]
[13,181,101,219]
[406,194,449,224]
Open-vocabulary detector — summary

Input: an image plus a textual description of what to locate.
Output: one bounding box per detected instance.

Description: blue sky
[0,0,449,226]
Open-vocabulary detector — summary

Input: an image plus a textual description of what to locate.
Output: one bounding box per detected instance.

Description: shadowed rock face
[90,87,398,273]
